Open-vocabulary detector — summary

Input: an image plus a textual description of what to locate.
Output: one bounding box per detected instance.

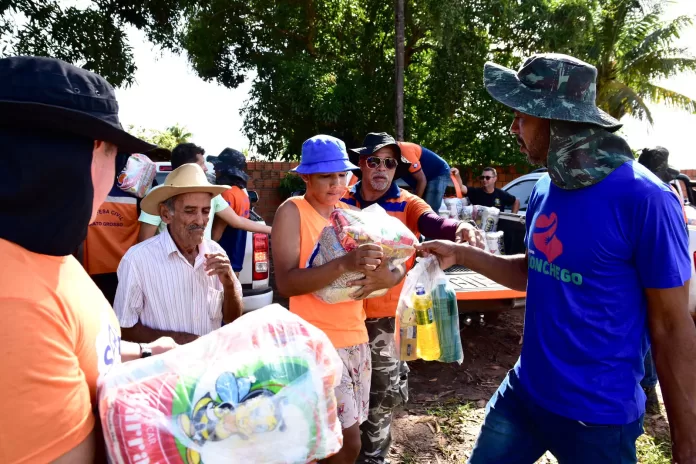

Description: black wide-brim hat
[348,132,411,180]
[209,148,250,182]
[0,56,155,154]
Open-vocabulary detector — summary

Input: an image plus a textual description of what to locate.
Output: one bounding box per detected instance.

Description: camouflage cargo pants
[357,317,409,464]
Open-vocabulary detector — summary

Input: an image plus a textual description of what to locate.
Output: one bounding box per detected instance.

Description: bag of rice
[99,305,343,464]
[479,206,500,233]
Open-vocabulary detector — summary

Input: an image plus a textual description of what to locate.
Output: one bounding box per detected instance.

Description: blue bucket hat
[292,135,359,174]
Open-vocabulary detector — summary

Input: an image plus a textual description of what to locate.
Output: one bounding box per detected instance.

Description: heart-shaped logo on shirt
[533,212,563,263]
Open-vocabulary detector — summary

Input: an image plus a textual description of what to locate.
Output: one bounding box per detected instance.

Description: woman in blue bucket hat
[274,134,402,463]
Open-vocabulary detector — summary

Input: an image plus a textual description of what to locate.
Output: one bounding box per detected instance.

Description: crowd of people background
[1,49,696,464]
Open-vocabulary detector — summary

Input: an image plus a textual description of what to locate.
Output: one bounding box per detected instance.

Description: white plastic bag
[485,230,505,255]
[309,204,418,304]
[390,256,464,365]
[117,153,156,198]
[99,305,343,464]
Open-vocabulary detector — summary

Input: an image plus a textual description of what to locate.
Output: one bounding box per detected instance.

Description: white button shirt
[114,227,227,336]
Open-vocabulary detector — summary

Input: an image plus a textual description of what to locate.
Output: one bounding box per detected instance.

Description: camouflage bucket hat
[484,53,622,132]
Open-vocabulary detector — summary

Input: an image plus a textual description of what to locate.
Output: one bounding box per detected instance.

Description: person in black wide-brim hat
[0,56,177,464]
[347,132,413,181]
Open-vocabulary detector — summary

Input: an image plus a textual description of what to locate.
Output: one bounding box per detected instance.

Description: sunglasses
[479,175,495,180]
[365,156,398,170]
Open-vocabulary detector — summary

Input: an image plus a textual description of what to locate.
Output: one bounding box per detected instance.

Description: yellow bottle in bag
[400,304,418,361]
[414,283,440,361]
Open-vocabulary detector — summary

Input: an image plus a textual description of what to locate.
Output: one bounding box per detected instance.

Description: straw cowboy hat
[141,163,230,215]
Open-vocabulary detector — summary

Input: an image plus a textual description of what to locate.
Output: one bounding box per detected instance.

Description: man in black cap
[0,56,176,463]
[346,132,484,464]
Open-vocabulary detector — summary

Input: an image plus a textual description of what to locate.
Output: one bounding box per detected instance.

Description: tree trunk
[394,0,405,141]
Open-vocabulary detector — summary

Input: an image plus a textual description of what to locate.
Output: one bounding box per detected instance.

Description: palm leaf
[622,53,696,81]
[642,82,696,113]
[622,14,694,63]
[598,79,654,124]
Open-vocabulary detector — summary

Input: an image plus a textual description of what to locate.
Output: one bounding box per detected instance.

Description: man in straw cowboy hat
[420,53,696,463]
[114,163,244,345]
[0,56,177,463]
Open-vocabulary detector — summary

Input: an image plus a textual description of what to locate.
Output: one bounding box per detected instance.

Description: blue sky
[115,0,696,167]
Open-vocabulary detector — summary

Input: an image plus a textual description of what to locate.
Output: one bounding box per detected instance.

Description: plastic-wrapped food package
[99,305,343,464]
[479,206,500,232]
[117,154,157,198]
[460,205,474,222]
[390,256,464,365]
[309,204,418,304]
[444,198,464,219]
[485,231,505,255]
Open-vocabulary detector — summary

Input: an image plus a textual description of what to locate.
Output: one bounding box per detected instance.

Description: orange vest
[341,182,431,318]
[288,197,368,348]
[84,187,140,275]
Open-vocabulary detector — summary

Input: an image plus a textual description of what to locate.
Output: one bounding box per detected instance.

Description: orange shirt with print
[0,238,121,464]
[397,141,424,174]
[341,183,431,318]
[221,186,251,218]
[288,197,368,348]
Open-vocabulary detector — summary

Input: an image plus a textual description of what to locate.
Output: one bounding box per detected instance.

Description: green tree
[580,0,696,125]
[126,124,192,150]
[166,123,193,144]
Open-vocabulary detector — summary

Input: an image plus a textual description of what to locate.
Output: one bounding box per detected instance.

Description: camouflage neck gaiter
[546,121,633,190]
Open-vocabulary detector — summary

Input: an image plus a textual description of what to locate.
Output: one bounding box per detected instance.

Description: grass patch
[400,450,418,464]
[636,433,671,464]
[425,402,477,440]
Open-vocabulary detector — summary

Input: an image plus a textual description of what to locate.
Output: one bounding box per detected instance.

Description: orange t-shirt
[221,186,251,218]
[84,188,140,275]
[341,185,431,318]
[0,238,122,464]
[288,197,368,348]
[397,141,424,174]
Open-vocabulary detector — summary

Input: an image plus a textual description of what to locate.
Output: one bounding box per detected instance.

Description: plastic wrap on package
[444,198,464,219]
[117,154,156,198]
[479,206,500,233]
[485,231,505,256]
[389,256,464,364]
[471,205,486,228]
[460,205,474,222]
[99,305,343,464]
[309,204,418,304]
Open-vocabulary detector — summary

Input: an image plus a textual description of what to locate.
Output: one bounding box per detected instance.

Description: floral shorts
[335,342,371,429]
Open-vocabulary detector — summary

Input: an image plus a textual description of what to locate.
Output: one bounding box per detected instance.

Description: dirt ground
[387,310,673,464]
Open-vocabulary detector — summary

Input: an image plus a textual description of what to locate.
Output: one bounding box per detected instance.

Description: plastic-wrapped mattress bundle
[309,204,418,304]
[99,305,344,464]
[117,154,157,198]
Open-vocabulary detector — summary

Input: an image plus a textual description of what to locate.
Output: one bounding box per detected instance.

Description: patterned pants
[357,317,409,464]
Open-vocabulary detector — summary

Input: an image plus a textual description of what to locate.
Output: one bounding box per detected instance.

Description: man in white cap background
[421,53,696,463]
[114,163,243,345]
[0,56,177,464]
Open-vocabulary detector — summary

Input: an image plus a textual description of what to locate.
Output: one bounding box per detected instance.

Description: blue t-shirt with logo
[515,161,690,425]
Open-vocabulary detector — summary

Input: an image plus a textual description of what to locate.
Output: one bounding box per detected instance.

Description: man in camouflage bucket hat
[419,53,696,463]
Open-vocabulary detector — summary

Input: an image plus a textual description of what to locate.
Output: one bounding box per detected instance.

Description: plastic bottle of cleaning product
[399,303,418,361]
[432,277,463,363]
[413,283,440,360]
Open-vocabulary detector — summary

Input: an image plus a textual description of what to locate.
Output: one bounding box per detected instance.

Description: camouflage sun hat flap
[483,53,622,132]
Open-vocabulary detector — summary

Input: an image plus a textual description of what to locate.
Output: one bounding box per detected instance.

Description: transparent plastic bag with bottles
[388,256,464,365]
